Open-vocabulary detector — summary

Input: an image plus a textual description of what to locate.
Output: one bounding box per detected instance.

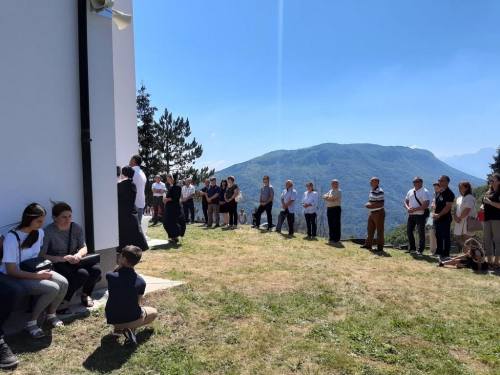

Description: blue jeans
[137,208,144,225]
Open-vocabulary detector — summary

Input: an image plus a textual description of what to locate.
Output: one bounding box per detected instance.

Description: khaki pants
[207,204,220,226]
[365,208,385,250]
[113,306,157,330]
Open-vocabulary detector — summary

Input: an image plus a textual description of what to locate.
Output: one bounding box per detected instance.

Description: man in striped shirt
[360,177,385,252]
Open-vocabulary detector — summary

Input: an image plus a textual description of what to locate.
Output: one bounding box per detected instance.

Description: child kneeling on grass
[437,238,488,271]
[105,245,157,345]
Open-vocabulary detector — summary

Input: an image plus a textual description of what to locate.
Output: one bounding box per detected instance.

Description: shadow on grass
[326,241,345,249]
[369,249,392,257]
[151,242,182,251]
[9,332,53,354]
[409,253,441,264]
[83,329,154,373]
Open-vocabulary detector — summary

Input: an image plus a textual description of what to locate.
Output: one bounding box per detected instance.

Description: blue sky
[133,0,500,171]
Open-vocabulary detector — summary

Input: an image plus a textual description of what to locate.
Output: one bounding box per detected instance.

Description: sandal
[25,320,45,338]
[56,306,73,315]
[46,314,64,328]
[81,294,94,308]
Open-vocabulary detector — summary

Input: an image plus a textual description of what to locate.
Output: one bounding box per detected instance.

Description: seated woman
[0,203,68,338]
[40,202,102,314]
[437,238,488,271]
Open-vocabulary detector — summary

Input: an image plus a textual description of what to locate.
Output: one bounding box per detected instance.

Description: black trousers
[54,262,102,302]
[182,199,195,223]
[255,202,273,228]
[151,196,163,223]
[434,217,452,257]
[305,213,317,237]
[202,200,209,224]
[276,210,295,235]
[327,206,341,242]
[0,273,26,337]
[407,214,426,252]
[227,200,238,226]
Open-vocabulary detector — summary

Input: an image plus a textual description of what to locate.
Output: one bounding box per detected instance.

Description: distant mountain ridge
[214,143,485,238]
[439,148,495,179]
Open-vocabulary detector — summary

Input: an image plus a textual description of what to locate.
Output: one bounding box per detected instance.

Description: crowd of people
[0,150,499,369]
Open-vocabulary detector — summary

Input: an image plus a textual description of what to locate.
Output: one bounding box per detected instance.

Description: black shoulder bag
[10,230,53,273]
[413,191,430,219]
[68,223,100,268]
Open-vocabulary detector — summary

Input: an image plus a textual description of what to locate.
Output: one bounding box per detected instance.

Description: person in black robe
[117,166,149,252]
[162,173,186,242]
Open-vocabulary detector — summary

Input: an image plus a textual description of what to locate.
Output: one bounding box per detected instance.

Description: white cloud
[211,133,215,137]
[410,145,418,149]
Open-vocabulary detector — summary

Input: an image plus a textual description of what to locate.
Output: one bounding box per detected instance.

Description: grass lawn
[7,224,500,375]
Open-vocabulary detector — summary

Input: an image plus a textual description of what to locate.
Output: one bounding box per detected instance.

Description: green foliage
[490,145,500,173]
[136,84,214,203]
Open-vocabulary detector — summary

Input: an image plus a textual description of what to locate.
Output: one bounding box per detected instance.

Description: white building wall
[112,0,139,168]
[0,1,84,230]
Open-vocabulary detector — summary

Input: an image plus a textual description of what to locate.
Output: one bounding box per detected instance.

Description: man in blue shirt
[276,180,298,235]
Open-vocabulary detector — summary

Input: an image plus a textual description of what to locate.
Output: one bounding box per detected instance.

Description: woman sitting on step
[0,203,68,338]
[40,202,102,314]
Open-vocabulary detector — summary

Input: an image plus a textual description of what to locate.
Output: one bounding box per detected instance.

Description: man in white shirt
[129,154,147,225]
[404,177,431,255]
[181,178,196,224]
[275,180,298,235]
[151,175,165,226]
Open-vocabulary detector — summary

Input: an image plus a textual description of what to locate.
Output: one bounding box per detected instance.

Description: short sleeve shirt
[207,184,221,204]
[456,194,477,218]
[0,229,44,274]
[225,184,239,200]
[40,222,86,256]
[368,186,384,211]
[281,188,298,213]
[325,189,342,208]
[260,185,274,202]
[105,267,146,324]
[181,184,195,199]
[435,188,455,221]
[484,190,500,221]
[406,187,431,215]
[152,182,166,197]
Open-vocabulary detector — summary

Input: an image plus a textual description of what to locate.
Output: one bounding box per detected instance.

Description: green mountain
[214,143,485,238]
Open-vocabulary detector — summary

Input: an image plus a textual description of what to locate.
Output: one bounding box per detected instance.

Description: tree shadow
[83,328,154,373]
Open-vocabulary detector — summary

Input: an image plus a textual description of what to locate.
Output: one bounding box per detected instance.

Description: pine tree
[490,146,500,173]
[136,83,160,202]
[156,108,214,184]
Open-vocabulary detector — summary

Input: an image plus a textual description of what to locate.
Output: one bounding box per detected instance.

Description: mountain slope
[439,147,495,179]
[215,143,485,238]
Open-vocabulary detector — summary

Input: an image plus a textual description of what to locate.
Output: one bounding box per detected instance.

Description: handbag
[235,190,243,203]
[66,223,100,267]
[467,216,483,232]
[477,212,485,222]
[10,231,53,273]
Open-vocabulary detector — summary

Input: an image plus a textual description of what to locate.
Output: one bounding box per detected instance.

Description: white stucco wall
[0,1,84,231]
[113,0,139,168]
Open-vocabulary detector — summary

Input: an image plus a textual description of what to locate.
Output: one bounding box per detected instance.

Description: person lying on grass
[105,245,157,345]
[437,238,488,271]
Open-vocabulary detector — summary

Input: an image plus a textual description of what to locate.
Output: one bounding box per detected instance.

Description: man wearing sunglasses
[433,175,455,261]
[404,177,431,255]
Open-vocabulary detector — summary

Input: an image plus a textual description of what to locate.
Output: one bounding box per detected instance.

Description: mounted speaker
[111,10,132,30]
[90,0,115,12]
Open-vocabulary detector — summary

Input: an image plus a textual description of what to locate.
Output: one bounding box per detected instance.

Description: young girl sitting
[437,238,488,271]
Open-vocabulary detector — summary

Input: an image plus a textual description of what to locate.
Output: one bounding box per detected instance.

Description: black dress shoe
[359,245,371,249]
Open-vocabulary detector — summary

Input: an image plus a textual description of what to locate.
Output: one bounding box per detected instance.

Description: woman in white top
[0,204,68,338]
[453,181,477,243]
[302,182,319,238]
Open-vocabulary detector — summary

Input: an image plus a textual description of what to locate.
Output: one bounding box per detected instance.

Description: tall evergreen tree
[156,108,214,184]
[490,145,500,173]
[136,83,160,203]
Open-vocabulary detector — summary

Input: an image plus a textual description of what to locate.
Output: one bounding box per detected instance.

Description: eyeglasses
[413,180,422,183]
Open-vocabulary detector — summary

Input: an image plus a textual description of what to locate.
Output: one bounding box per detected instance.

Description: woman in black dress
[219,179,228,226]
[162,173,186,242]
[225,175,240,228]
[117,166,149,252]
